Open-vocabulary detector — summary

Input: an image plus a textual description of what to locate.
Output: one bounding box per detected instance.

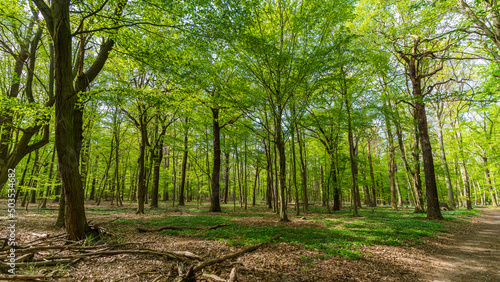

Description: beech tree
[235,0,354,221]
[0,4,51,190]
[32,0,127,239]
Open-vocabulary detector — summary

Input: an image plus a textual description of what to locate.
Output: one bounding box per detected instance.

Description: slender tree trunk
[482,157,498,207]
[136,124,147,214]
[436,113,455,209]
[296,127,308,212]
[236,143,242,207]
[330,152,340,211]
[273,145,279,213]
[163,146,169,201]
[291,128,300,215]
[244,138,248,210]
[252,164,259,207]
[223,148,230,204]
[41,146,57,208]
[55,184,65,228]
[114,114,123,207]
[346,97,359,217]
[367,139,377,207]
[178,118,189,206]
[150,140,162,208]
[264,138,273,209]
[384,101,397,210]
[210,108,222,212]
[276,114,289,222]
[461,163,472,210]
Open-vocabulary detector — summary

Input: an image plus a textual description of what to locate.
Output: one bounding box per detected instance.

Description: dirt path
[421,208,500,282]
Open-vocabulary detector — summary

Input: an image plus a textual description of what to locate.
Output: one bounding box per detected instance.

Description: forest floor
[1,201,498,281]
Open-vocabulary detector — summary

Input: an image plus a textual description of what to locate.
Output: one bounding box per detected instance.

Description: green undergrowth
[114,206,479,260]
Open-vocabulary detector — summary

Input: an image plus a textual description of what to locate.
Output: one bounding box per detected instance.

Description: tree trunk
[276,114,289,222]
[136,124,147,214]
[461,162,472,210]
[436,109,455,209]
[114,111,123,207]
[384,101,397,210]
[414,94,442,218]
[178,118,189,206]
[291,126,300,215]
[210,108,222,212]
[482,156,498,207]
[296,127,308,212]
[52,0,89,237]
[330,153,340,211]
[252,164,259,207]
[223,148,230,204]
[150,134,163,208]
[411,114,425,213]
[41,146,57,208]
[264,138,273,209]
[345,98,359,217]
[367,139,376,207]
[88,152,98,201]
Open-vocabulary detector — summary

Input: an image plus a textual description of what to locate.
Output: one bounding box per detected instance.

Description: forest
[1,0,499,281]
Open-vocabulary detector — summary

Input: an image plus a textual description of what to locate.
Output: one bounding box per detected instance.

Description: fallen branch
[1,258,77,268]
[136,224,228,233]
[0,274,53,280]
[182,234,281,281]
[43,249,202,262]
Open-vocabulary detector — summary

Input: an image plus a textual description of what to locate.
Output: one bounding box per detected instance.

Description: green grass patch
[114,207,475,259]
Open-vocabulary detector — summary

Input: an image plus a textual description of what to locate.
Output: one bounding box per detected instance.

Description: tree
[0,4,52,190]
[33,0,127,239]
[356,0,463,219]
[236,0,354,221]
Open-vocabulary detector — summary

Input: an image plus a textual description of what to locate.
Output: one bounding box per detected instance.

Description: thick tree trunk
[411,114,425,213]
[53,0,89,239]
[210,108,222,212]
[414,90,442,219]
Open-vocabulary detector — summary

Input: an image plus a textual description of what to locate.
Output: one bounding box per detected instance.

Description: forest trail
[422,208,500,282]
